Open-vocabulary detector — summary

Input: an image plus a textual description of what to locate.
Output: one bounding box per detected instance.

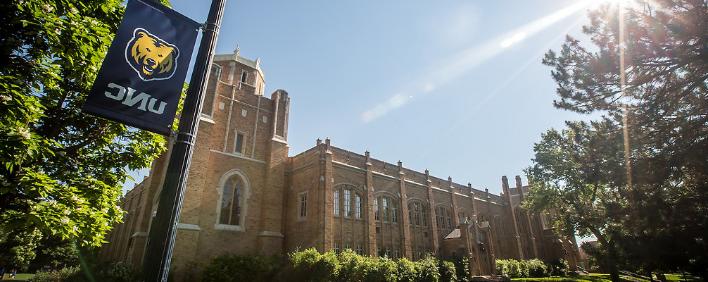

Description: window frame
[298,191,308,220]
[233,131,246,155]
[333,190,340,216]
[215,170,250,232]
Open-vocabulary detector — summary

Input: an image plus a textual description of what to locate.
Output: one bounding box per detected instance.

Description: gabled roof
[444,228,461,240]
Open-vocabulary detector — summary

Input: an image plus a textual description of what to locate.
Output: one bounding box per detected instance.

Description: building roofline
[213,53,266,82]
[293,140,504,203]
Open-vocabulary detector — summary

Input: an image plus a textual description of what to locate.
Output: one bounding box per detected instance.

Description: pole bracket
[203,22,220,32]
[176,132,196,145]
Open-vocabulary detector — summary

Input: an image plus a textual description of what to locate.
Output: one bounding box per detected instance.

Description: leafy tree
[529,0,706,280]
[526,120,628,281]
[0,226,42,271]
[0,0,173,267]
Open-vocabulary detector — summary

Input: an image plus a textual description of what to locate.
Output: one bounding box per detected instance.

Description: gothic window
[333,185,362,219]
[344,189,351,217]
[458,210,468,224]
[374,199,379,221]
[382,197,389,222]
[356,244,364,255]
[436,206,452,231]
[240,70,248,83]
[234,132,245,154]
[334,190,340,216]
[376,195,398,223]
[355,194,362,219]
[218,173,247,227]
[392,201,398,223]
[410,201,420,226]
[298,192,307,219]
[408,201,430,227]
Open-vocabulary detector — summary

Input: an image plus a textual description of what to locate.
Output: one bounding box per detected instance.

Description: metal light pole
[142,0,226,280]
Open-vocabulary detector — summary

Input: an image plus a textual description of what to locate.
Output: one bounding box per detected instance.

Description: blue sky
[124,0,602,195]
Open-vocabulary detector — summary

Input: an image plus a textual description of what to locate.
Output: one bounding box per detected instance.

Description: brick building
[102,50,579,279]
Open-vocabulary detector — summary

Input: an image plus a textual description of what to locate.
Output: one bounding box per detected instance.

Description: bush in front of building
[546,259,569,276]
[438,260,458,282]
[495,259,550,278]
[201,248,461,282]
[526,259,548,277]
[29,267,80,282]
[201,254,282,282]
[28,261,140,282]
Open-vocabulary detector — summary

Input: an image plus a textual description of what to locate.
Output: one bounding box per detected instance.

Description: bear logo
[125,28,180,81]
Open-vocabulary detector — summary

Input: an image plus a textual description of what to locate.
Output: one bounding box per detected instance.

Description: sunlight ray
[361,0,597,123]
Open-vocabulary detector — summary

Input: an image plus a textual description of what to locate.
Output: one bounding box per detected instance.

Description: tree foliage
[527,0,707,279]
[0,0,172,265]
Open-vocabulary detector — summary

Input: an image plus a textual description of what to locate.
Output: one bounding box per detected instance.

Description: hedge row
[29,262,140,282]
[495,259,568,278]
[202,248,459,282]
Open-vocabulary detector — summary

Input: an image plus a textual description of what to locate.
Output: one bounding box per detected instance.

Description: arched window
[218,173,247,227]
[436,206,452,231]
[344,189,351,217]
[409,201,421,226]
[376,195,398,223]
[334,190,340,216]
[355,194,362,219]
[458,210,468,224]
[408,201,429,227]
[333,185,362,219]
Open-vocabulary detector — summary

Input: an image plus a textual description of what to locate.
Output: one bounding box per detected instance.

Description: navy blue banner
[84,0,199,135]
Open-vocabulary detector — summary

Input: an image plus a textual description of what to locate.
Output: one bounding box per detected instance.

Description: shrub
[496,259,510,277]
[416,256,441,282]
[439,260,457,282]
[29,262,141,282]
[451,255,469,282]
[337,249,368,281]
[29,266,80,282]
[547,259,569,276]
[495,259,549,278]
[366,257,398,282]
[290,248,340,282]
[396,258,418,282]
[201,254,279,282]
[201,249,465,282]
[527,259,548,277]
[508,259,521,278]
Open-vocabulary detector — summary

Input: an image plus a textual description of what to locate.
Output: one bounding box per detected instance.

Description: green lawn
[511,273,701,282]
[1,273,34,281]
[512,274,612,282]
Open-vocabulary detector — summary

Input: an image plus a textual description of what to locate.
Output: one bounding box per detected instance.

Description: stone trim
[431,186,447,193]
[214,224,245,232]
[177,223,201,231]
[199,116,216,124]
[404,179,427,188]
[332,160,365,172]
[130,232,147,238]
[210,149,266,164]
[258,231,285,238]
[371,171,398,180]
[271,137,288,145]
